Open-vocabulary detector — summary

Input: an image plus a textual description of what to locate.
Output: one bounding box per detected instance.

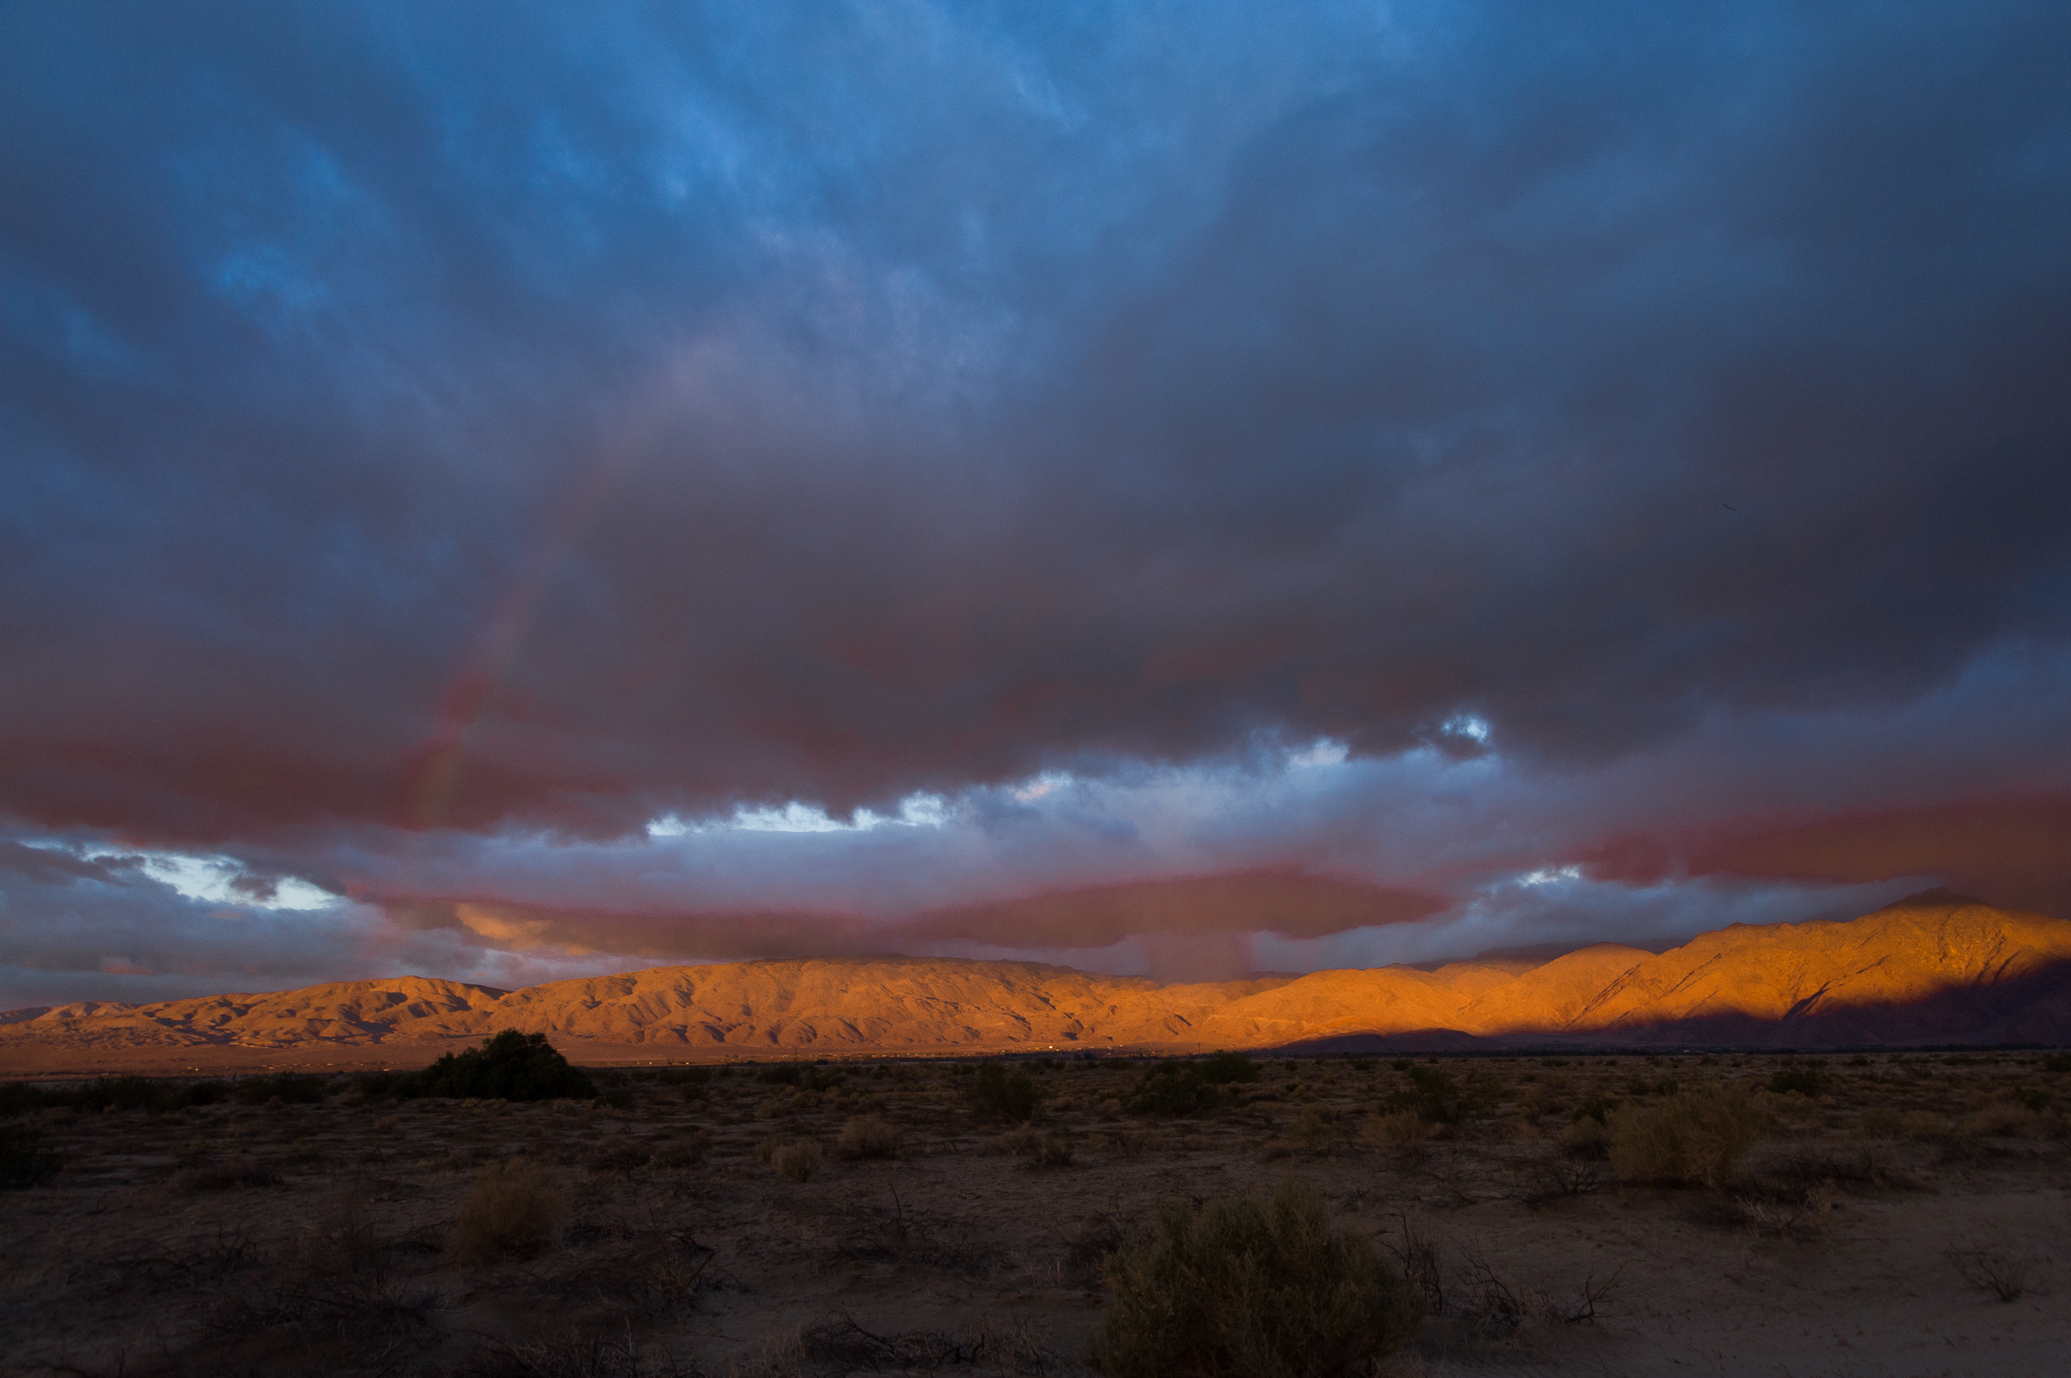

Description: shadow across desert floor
[3,1046,2069,1377]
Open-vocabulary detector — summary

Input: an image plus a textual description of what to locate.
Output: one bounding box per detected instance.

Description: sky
[3,2,2069,1007]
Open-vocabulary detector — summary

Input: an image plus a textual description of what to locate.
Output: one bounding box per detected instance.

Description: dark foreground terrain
[3,1049,2068,1377]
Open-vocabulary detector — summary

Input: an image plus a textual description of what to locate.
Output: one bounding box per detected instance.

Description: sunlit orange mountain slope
[3,892,2067,1074]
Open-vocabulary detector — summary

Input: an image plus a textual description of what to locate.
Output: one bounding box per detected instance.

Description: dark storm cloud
[2,2,2068,982]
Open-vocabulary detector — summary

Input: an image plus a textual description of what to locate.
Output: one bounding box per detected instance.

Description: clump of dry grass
[647,1129,709,1170]
[1360,1109,1426,1151]
[1559,1115,1611,1160]
[1608,1084,1765,1187]
[450,1159,563,1264]
[1287,1107,1338,1151]
[771,1140,822,1182]
[1091,1178,1419,1378]
[1000,1125,1073,1164]
[1961,1100,2038,1138]
[834,1113,902,1160]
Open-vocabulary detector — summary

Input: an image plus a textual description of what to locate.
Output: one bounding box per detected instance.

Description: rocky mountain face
[4,893,2067,1072]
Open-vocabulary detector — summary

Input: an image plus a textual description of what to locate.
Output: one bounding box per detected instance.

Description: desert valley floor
[2,1048,2067,1378]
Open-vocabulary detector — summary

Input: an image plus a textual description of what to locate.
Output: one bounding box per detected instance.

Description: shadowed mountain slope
[3,894,2068,1072]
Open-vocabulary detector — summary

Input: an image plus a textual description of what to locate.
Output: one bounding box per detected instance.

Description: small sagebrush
[1609,1084,1766,1187]
[772,1141,823,1182]
[450,1160,563,1264]
[834,1113,902,1160]
[1091,1179,1419,1378]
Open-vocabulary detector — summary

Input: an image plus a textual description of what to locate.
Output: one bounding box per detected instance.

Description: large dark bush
[969,1062,1042,1122]
[1091,1179,1419,1378]
[408,1030,597,1102]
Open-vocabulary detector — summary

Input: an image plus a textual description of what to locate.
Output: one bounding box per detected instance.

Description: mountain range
[4,891,2067,1075]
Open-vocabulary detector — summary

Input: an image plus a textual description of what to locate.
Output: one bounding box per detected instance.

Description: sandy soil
[2,1051,2065,1377]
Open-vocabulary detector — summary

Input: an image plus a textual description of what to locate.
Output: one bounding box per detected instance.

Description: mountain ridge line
[5,890,2069,1073]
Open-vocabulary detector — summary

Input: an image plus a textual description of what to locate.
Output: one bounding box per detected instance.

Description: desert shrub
[2042,1053,2071,1074]
[1856,1106,1903,1138]
[346,1070,408,1100]
[1608,1085,1766,1187]
[1949,1248,2036,1302]
[0,1125,61,1188]
[1360,1109,1428,1151]
[233,1072,332,1106]
[648,1130,710,1170]
[970,1063,1042,1122]
[1898,1110,1948,1139]
[591,1086,635,1112]
[1004,1126,1075,1167]
[409,1030,597,1102]
[0,1083,50,1117]
[2013,1087,2051,1113]
[1767,1062,1830,1098]
[1963,1100,2038,1137]
[450,1160,563,1263]
[1198,1051,1260,1086]
[756,1062,843,1092]
[1560,1116,1612,1159]
[1571,1095,1619,1126]
[1288,1107,1337,1150]
[164,1079,234,1110]
[1125,1063,1223,1118]
[1026,1133,1075,1168]
[74,1075,160,1112]
[669,1067,715,1102]
[834,1113,902,1160]
[1091,1179,1419,1378]
[771,1141,822,1182]
[1384,1066,1473,1125]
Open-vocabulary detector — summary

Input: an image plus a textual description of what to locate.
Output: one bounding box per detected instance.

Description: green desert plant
[1091,1178,1419,1378]
[408,1030,597,1102]
[1609,1084,1767,1187]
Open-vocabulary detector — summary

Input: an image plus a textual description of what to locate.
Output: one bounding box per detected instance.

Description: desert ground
[3,1048,2067,1378]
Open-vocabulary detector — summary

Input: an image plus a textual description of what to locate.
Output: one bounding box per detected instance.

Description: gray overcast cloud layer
[2,2,2069,1002]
